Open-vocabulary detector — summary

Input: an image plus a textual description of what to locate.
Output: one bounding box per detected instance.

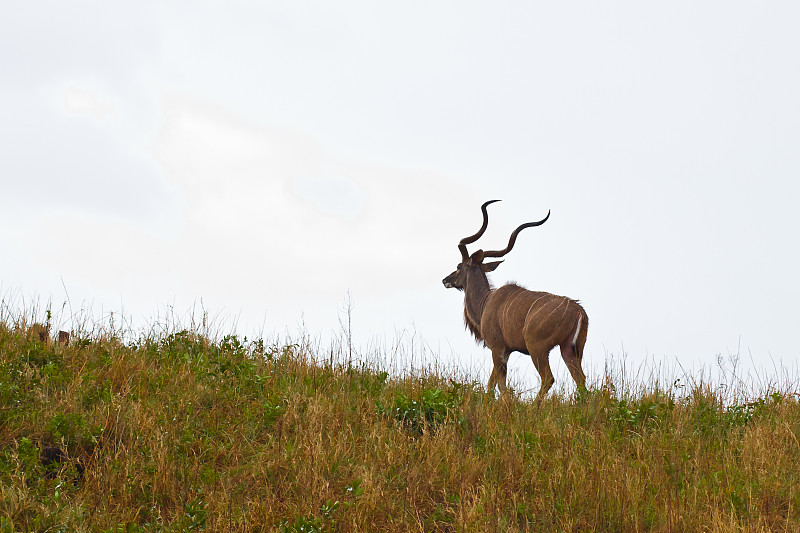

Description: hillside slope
[1,319,799,532]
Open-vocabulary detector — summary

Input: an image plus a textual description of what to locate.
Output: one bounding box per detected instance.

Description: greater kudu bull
[442,200,588,402]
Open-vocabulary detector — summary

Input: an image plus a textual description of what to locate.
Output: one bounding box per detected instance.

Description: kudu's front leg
[487,348,511,396]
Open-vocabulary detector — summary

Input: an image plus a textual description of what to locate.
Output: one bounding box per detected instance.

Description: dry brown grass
[1,317,800,532]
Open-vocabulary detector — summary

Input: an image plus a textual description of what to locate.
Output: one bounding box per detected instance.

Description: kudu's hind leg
[530,350,555,404]
[560,342,587,392]
[487,348,511,395]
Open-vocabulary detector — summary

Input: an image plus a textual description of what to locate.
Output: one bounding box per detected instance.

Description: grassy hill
[1,315,799,532]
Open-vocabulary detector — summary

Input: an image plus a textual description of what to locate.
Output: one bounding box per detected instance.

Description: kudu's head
[442,200,550,291]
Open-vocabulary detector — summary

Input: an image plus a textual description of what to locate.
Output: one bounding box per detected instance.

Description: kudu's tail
[571,310,589,361]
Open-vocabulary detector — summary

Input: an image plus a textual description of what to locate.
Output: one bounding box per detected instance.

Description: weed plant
[0,313,799,532]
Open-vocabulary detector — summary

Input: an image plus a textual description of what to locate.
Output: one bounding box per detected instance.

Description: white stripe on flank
[571,313,583,346]
[503,290,525,330]
[544,297,568,321]
[523,295,548,323]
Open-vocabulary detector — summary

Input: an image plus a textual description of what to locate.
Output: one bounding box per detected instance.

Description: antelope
[442,200,588,402]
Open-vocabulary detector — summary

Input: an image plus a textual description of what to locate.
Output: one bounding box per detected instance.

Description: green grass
[1,314,799,532]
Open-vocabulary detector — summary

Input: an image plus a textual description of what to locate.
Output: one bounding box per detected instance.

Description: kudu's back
[481,285,588,361]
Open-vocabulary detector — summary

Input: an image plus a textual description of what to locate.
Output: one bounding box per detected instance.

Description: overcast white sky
[2,1,798,392]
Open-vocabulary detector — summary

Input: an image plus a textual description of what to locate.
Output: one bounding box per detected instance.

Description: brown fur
[463,289,491,343]
[445,255,589,402]
[464,308,483,343]
[443,201,588,401]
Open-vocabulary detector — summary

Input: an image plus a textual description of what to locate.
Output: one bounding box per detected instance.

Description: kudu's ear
[482,260,503,272]
[469,250,485,264]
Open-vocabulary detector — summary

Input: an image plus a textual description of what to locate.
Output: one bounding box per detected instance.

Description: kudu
[442,200,588,402]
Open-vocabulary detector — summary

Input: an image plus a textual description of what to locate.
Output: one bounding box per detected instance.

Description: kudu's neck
[463,268,492,330]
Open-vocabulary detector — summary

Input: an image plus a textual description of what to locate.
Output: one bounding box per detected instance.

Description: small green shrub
[377,382,465,434]
[45,412,101,451]
[611,396,675,431]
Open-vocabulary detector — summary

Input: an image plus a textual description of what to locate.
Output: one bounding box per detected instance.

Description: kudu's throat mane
[463,271,493,344]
